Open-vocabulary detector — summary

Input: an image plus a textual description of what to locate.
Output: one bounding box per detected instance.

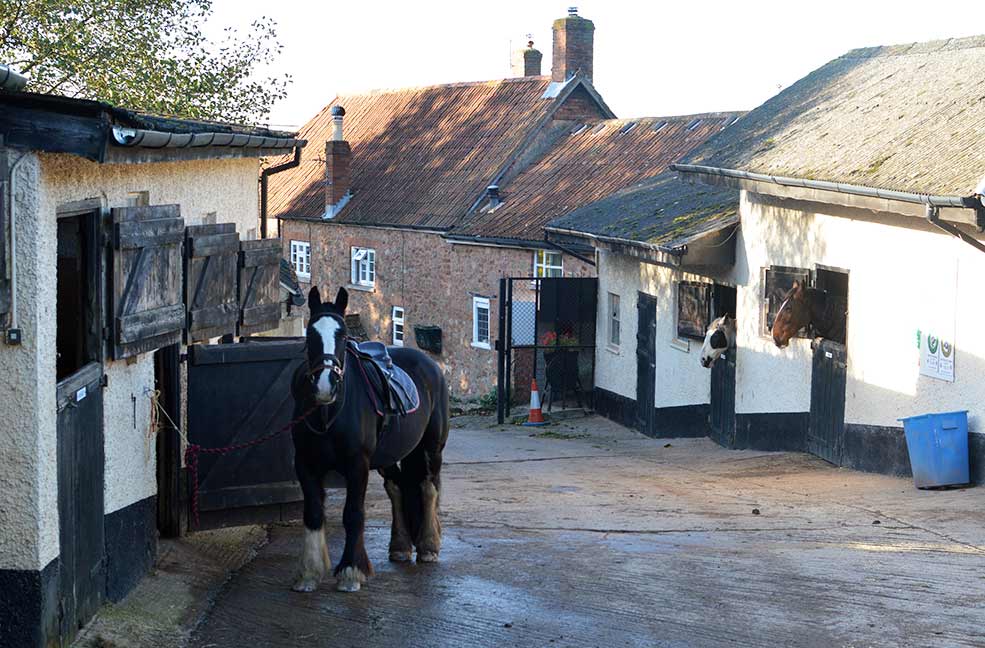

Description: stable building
[675,35,985,478]
[0,85,302,647]
[546,171,740,437]
[554,35,985,483]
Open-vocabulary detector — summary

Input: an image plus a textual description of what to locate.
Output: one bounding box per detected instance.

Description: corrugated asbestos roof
[547,171,739,249]
[684,35,985,196]
[451,113,742,242]
[267,77,560,229]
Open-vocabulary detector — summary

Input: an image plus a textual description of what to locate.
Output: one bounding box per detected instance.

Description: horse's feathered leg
[379,465,414,562]
[292,460,331,592]
[335,453,374,592]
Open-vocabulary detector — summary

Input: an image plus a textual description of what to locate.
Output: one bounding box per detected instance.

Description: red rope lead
[184,404,319,527]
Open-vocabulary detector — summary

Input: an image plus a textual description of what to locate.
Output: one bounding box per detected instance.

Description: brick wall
[282,220,594,398]
[553,85,609,122]
[552,15,595,83]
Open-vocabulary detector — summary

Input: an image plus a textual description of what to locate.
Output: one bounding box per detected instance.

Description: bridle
[303,313,349,434]
[306,313,347,385]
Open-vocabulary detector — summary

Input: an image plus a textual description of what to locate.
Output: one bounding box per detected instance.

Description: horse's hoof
[336,566,365,593]
[389,550,413,562]
[292,577,319,593]
[417,551,439,563]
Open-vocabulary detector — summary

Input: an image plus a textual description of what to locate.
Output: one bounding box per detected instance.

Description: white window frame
[533,249,563,278]
[290,240,311,281]
[608,292,620,348]
[472,296,491,349]
[350,247,376,288]
[392,306,405,346]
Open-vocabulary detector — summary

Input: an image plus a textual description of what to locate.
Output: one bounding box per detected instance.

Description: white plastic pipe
[8,152,27,330]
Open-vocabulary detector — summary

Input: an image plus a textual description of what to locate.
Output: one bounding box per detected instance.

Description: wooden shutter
[110,205,184,359]
[184,223,240,343]
[677,282,711,340]
[238,238,282,336]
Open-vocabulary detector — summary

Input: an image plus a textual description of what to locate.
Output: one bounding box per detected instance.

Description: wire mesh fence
[497,277,597,423]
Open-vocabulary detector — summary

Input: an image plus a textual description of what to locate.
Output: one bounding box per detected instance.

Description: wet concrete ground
[182,415,985,648]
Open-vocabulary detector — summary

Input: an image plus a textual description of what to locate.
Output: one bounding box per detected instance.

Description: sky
[206,0,984,130]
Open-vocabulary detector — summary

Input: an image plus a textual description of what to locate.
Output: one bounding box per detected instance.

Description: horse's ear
[308,286,322,312]
[334,286,349,314]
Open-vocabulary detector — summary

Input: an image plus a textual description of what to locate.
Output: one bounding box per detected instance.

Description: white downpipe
[7,152,27,330]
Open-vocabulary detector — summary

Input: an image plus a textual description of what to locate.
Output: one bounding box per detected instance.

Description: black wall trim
[842,425,985,484]
[650,404,710,439]
[0,557,60,648]
[841,425,911,478]
[104,495,157,602]
[594,388,637,430]
[733,412,809,452]
[593,388,709,438]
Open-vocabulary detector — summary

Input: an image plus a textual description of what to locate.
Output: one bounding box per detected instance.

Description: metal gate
[497,277,597,423]
[807,339,847,464]
[186,338,310,528]
[636,292,657,434]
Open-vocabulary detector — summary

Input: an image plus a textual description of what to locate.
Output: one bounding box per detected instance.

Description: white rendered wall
[594,249,730,409]
[737,191,985,433]
[39,154,261,516]
[0,151,59,570]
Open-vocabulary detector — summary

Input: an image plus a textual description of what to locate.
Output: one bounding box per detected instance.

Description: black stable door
[807,339,847,464]
[636,292,657,435]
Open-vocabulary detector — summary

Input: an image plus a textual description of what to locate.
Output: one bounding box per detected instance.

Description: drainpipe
[6,151,28,333]
[925,205,985,255]
[259,144,302,239]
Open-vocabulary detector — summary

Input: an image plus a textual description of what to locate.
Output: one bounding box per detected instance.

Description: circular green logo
[928,335,939,354]
[942,340,952,358]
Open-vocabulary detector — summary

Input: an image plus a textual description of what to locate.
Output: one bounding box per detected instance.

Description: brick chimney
[552,7,594,83]
[324,105,351,215]
[512,39,543,77]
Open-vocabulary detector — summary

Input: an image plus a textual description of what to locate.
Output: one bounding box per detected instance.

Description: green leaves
[0,0,290,124]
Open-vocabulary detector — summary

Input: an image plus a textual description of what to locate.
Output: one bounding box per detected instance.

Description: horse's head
[700,315,735,368]
[771,281,811,348]
[306,286,349,404]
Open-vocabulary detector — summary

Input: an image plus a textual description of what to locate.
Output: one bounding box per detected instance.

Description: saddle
[347,341,420,416]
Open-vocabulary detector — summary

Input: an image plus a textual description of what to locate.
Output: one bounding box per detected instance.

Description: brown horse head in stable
[771,281,814,348]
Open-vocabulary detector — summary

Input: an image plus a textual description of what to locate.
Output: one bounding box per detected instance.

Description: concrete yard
[87,415,985,647]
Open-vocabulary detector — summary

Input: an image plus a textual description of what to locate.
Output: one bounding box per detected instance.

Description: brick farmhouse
[268,9,740,398]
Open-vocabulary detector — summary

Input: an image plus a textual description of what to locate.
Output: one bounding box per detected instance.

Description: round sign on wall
[927,335,939,354]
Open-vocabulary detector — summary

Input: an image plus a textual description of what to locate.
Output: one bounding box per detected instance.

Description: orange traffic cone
[523,379,546,426]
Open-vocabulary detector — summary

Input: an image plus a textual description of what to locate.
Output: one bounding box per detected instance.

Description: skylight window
[570,124,588,135]
[652,121,668,133]
[619,121,638,134]
[591,123,607,135]
[686,118,703,131]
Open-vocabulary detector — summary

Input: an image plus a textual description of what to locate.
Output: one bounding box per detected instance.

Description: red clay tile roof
[450,113,744,243]
[268,76,569,229]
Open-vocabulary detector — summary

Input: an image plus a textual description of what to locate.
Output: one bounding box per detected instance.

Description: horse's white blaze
[699,315,735,368]
[312,316,342,401]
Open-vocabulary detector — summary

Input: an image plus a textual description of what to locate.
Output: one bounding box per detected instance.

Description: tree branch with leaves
[0,0,291,124]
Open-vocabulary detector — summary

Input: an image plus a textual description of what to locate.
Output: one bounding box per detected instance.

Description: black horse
[291,286,449,593]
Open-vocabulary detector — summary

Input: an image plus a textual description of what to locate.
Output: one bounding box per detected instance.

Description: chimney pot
[331,104,346,141]
[512,39,543,77]
[552,11,594,83]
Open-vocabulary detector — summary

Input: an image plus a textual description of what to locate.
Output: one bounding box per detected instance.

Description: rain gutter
[112,126,303,150]
[673,163,985,255]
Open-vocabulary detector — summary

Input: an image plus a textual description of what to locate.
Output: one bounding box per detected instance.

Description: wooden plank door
[636,292,657,435]
[238,239,282,336]
[110,205,184,359]
[184,223,240,343]
[709,343,737,448]
[807,339,847,464]
[186,339,312,529]
[56,362,105,643]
